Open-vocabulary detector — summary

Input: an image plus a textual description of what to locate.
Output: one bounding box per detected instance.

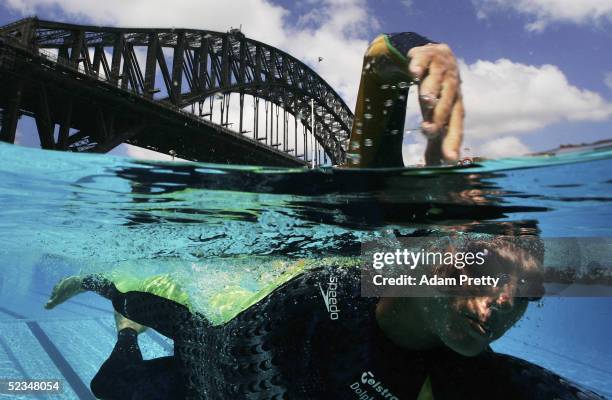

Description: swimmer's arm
[346,33,463,167]
[81,274,206,340]
[346,33,431,168]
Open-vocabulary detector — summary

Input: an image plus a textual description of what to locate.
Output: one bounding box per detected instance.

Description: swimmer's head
[428,236,544,356]
[376,236,544,357]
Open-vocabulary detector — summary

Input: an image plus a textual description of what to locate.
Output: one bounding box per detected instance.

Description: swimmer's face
[428,281,529,356]
[427,241,543,356]
[376,239,543,356]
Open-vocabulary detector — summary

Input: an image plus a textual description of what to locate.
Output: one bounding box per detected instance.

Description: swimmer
[45,34,603,399]
[46,237,602,399]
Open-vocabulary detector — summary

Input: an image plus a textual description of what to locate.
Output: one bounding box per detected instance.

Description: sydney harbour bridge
[0,17,353,167]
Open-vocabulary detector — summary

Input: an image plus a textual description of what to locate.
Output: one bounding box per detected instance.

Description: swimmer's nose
[472,297,492,321]
[490,286,515,313]
[473,289,515,319]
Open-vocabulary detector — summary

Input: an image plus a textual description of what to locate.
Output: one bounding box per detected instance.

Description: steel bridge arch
[0,18,353,165]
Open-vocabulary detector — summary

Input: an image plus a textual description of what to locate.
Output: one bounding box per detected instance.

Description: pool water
[0,141,611,399]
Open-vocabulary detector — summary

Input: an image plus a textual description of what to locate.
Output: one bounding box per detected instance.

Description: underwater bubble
[380,84,390,90]
[384,99,394,107]
[364,139,373,147]
[356,121,363,128]
[364,113,373,120]
[391,85,396,90]
[355,129,363,135]
[382,110,387,115]
[398,81,409,89]
[390,129,399,135]
[365,98,370,103]
[398,95,406,100]
[364,62,371,70]
[350,141,360,150]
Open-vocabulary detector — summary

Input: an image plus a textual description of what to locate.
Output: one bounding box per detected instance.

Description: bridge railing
[37,47,95,79]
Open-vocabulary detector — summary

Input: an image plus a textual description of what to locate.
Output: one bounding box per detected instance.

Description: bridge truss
[0,18,353,166]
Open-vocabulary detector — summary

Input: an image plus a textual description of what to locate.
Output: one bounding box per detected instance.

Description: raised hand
[408,43,465,164]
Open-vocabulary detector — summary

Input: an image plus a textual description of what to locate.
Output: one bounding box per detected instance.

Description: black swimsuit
[83,266,602,400]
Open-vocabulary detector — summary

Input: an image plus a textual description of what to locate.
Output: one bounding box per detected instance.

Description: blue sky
[1,0,611,162]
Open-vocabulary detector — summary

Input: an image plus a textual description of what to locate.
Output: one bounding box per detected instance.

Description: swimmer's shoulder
[227,259,371,324]
[272,259,364,298]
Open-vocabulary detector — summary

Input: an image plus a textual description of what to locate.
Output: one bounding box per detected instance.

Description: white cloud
[477,136,530,158]
[473,0,612,31]
[401,0,413,10]
[605,72,612,91]
[5,0,288,44]
[402,58,612,161]
[5,0,375,108]
[282,0,377,108]
[460,58,612,138]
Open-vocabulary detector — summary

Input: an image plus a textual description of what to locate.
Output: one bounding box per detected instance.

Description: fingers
[418,64,444,126]
[442,94,465,162]
[409,43,464,165]
[408,46,433,81]
[410,44,459,137]
[410,46,440,122]
[429,70,459,134]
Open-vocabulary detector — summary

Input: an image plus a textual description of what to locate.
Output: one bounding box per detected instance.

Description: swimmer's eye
[498,274,511,285]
